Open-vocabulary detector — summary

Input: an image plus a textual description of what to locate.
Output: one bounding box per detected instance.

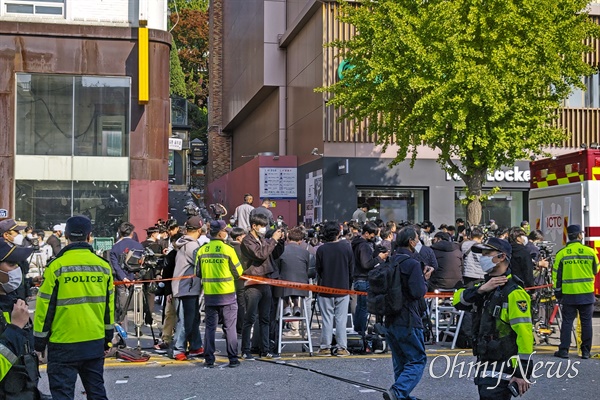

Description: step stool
[277,297,313,355]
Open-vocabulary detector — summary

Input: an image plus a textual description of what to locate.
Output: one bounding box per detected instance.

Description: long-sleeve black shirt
[316,241,354,298]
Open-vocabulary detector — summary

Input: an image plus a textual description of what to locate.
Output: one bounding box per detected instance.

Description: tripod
[119,283,157,349]
[309,293,321,329]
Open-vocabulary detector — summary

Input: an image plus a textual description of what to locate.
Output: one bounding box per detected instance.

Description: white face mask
[257,227,267,236]
[0,268,23,294]
[479,255,499,273]
[414,241,423,253]
[521,236,528,246]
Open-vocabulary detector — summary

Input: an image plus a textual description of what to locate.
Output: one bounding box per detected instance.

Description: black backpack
[367,254,410,317]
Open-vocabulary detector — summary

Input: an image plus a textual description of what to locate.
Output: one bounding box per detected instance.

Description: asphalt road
[36,342,600,400]
[29,297,600,399]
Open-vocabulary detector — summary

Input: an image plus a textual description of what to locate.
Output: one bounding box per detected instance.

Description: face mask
[257,227,267,236]
[13,234,24,245]
[0,268,22,294]
[479,255,498,273]
[415,241,423,253]
[521,236,528,246]
[230,218,236,225]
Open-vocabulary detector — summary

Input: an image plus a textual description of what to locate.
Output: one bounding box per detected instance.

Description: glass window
[16,73,130,157]
[356,187,426,223]
[16,74,73,156]
[6,4,33,13]
[35,5,62,15]
[15,180,128,237]
[74,77,130,157]
[454,190,526,229]
[6,1,64,16]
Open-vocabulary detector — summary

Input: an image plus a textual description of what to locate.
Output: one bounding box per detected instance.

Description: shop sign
[446,166,530,183]
[168,151,174,175]
[168,137,183,151]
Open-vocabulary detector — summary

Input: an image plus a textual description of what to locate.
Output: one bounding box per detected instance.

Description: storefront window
[454,190,526,229]
[356,187,426,224]
[16,73,130,157]
[15,180,128,237]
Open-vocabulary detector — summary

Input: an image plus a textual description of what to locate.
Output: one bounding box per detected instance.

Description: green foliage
[168,0,209,141]
[189,104,208,142]
[170,39,187,97]
[169,8,209,105]
[169,0,208,12]
[320,0,600,219]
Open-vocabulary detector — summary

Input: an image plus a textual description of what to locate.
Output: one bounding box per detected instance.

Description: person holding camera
[351,222,388,337]
[239,213,285,360]
[34,215,114,400]
[109,222,144,334]
[453,237,533,399]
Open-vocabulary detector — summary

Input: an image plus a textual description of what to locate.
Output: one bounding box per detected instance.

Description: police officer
[196,220,243,368]
[453,237,533,400]
[553,224,599,359]
[34,216,114,400]
[0,240,52,400]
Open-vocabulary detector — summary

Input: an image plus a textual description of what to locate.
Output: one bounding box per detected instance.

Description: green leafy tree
[169,6,209,106]
[320,0,600,224]
[168,1,209,142]
[170,39,187,97]
[169,0,208,12]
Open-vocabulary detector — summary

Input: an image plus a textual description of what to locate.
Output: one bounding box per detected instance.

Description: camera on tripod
[122,248,163,281]
[535,241,555,259]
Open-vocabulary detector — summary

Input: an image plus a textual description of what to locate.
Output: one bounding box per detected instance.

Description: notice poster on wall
[305,170,323,224]
[259,167,297,199]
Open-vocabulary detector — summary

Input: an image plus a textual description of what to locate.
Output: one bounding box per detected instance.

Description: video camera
[122,248,164,281]
[535,241,555,259]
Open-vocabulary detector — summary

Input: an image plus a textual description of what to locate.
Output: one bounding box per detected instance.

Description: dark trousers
[242,285,272,354]
[236,286,246,335]
[560,303,594,354]
[475,377,512,400]
[205,303,239,363]
[48,357,107,400]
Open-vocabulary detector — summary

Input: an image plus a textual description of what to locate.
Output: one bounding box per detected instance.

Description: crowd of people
[0,194,598,400]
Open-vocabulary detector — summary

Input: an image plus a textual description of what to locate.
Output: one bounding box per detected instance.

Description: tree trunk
[463,169,487,226]
[466,197,482,226]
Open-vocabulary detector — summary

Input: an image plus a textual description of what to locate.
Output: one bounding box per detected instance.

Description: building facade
[208,0,600,229]
[0,0,171,237]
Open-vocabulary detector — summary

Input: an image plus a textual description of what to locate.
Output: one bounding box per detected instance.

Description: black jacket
[0,297,40,398]
[351,236,384,280]
[430,240,463,290]
[316,241,354,298]
[510,243,535,289]
[385,253,428,329]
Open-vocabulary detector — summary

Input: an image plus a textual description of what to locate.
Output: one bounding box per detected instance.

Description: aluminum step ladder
[277,297,313,355]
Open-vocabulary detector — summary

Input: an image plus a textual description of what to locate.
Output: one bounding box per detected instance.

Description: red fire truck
[529,149,600,310]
